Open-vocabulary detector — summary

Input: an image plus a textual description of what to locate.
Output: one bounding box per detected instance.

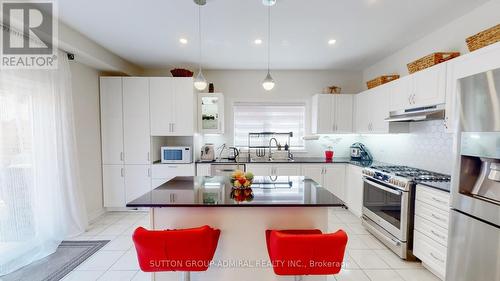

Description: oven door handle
[363,178,402,195]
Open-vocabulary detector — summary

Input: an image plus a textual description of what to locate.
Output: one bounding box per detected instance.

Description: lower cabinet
[345,164,364,217]
[124,165,152,203]
[103,164,151,207]
[301,164,346,201]
[103,165,125,207]
[196,163,212,176]
[151,163,195,188]
[246,164,301,176]
[413,184,450,280]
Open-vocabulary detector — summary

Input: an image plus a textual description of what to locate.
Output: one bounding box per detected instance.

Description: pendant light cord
[198,5,202,72]
[267,5,271,73]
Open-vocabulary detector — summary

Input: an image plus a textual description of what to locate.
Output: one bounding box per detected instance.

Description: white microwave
[160,146,192,163]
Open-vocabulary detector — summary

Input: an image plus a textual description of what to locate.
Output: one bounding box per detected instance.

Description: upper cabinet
[390,63,446,112]
[311,94,353,134]
[355,84,409,134]
[150,77,194,136]
[122,77,151,164]
[198,93,225,134]
[100,77,124,165]
[100,77,150,165]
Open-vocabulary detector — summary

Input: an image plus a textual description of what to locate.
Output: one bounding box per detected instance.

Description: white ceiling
[57,0,489,70]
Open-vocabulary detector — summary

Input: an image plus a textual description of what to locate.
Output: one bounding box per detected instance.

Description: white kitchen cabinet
[245,164,271,176]
[124,165,151,203]
[301,164,346,201]
[413,185,450,280]
[122,77,150,165]
[345,164,364,217]
[355,91,371,133]
[356,85,408,134]
[412,63,447,107]
[100,77,124,165]
[389,63,446,112]
[312,94,353,134]
[323,164,346,201]
[198,93,224,134]
[150,77,194,136]
[151,163,195,188]
[388,75,412,112]
[274,164,301,176]
[103,165,125,207]
[246,164,301,176]
[301,164,323,184]
[196,163,212,176]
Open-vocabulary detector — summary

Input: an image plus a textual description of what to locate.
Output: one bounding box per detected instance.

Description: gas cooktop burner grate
[370,165,451,182]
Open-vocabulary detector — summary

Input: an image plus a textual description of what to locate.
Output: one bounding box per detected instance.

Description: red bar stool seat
[132,225,220,281]
[266,229,348,280]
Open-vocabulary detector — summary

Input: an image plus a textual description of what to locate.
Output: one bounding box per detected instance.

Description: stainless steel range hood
[385,104,445,122]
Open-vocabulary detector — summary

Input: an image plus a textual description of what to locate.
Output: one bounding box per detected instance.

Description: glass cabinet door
[198,93,224,134]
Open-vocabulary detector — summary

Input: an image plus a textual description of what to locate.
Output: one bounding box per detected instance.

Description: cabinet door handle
[171,193,175,203]
[171,123,175,132]
[147,152,150,162]
[147,168,151,177]
[431,213,446,222]
[120,152,124,161]
[430,252,444,263]
[431,196,447,205]
[120,168,124,177]
[430,230,446,240]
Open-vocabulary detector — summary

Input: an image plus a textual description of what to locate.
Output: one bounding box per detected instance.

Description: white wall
[70,61,104,221]
[362,0,500,83]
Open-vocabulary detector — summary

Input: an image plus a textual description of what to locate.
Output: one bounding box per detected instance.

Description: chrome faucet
[268,137,278,161]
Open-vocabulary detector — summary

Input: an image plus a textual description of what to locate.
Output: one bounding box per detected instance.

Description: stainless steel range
[361,165,450,260]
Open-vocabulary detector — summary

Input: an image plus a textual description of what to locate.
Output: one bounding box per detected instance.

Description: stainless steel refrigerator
[446,66,500,281]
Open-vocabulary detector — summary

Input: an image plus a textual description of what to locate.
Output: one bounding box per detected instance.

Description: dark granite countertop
[197,157,383,168]
[416,181,451,193]
[126,176,345,208]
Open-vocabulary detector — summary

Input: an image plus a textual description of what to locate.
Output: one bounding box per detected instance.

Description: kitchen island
[127,176,344,281]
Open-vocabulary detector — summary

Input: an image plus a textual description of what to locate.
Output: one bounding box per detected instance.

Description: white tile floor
[61,208,440,281]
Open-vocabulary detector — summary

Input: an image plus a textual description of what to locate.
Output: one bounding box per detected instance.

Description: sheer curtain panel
[0,52,88,275]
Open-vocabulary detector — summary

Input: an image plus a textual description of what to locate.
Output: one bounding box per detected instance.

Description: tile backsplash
[358,120,454,174]
[201,120,454,175]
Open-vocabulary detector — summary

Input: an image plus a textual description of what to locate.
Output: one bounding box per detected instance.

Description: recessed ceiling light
[254,39,263,45]
[179,38,188,44]
[328,39,337,45]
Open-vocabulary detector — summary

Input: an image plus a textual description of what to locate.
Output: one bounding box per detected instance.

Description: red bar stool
[266,229,348,281]
[132,225,220,281]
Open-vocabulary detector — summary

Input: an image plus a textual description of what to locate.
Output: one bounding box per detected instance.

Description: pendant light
[262,4,275,91]
[194,0,207,91]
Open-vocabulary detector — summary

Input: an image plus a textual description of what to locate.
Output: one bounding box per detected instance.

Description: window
[233,103,305,148]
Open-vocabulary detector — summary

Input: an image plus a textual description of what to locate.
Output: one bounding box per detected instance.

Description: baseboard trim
[87,208,106,224]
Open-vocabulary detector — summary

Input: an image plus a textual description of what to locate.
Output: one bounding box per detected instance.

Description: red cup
[325,150,334,161]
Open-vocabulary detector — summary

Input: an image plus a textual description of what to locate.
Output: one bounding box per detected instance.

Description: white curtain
[0,51,88,275]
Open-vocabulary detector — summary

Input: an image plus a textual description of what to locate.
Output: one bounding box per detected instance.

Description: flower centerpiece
[230,170,254,202]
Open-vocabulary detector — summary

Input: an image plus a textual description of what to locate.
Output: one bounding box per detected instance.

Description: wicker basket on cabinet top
[366,75,399,89]
[466,24,500,52]
[407,52,460,74]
